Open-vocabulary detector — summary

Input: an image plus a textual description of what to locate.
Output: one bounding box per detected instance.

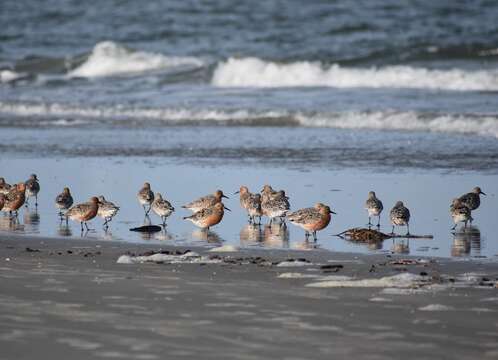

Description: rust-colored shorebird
[183,202,230,230]
[182,190,228,213]
[287,203,335,240]
[66,196,100,232]
[3,183,26,217]
[137,182,154,216]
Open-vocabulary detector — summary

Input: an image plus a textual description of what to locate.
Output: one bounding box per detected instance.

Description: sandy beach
[1,233,497,359]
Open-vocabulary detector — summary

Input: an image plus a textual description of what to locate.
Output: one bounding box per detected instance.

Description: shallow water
[1,157,496,259]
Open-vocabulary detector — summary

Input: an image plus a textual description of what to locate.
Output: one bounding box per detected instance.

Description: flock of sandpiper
[0,175,487,240]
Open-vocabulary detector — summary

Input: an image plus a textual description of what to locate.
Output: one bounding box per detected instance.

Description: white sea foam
[0,70,27,83]
[418,304,455,311]
[208,245,239,252]
[69,41,204,78]
[116,251,221,265]
[306,273,424,288]
[212,57,498,91]
[1,101,497,138]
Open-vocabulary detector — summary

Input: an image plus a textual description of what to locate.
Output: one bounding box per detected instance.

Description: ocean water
[1,1,498,257]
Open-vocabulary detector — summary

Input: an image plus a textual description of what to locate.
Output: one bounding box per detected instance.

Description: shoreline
[1,233,498,359]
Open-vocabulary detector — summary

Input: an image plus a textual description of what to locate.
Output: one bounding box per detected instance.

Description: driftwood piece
[335,228,433,242]
[129,225,162,233]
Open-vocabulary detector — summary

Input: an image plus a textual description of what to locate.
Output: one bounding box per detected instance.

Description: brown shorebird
[287,203,335,240]
[183,202,230,230]
[55,187,74,218]
[97,196,119,228]
[151,192,175,226]
[365,191,383,227]
[66,196,100,232]
[182,190,228,213]
[0,177,12,194]
[137,182,154,216]
[261,184,278,203]
[390,201,411,235]
[3,183,26,218]
[24,174,40,206]
[450,198,472,230]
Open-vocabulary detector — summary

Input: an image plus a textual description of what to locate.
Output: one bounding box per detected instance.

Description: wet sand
[1,233,497,359]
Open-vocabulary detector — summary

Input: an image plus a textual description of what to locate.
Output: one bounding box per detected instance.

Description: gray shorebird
[183,202,230,230]
[97,196,119,228]
[458,187,485,215]
[287,203,336,240]
[261,190,290,225]
[261,184,278,203]
[24,174,40,206]
[365,191,383,227]
[235,186,262,224]
[0,178,11,194]
[66,196,100,232]
[138,182,154,216]
[55,187,73,218]
[390,201,411,235]
[450,198,472,230]
[182,190,228,213]
[151,192,175,226]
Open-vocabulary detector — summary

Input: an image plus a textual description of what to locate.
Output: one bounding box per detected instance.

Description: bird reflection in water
[23,207,40,233]
[0,213,24,232]
[263,223,289,248]
[239,224,263,246]
[452,225,481,257]
[191,229,223,244]
[391,238,410,254]
[57,222,72,237]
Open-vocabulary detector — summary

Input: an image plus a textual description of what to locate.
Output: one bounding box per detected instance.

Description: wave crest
[212,57,498,91]
[69,41,205,78]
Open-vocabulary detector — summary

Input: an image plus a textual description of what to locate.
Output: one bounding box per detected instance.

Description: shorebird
[97,196,120,228]
[182,190,228,213]
[0,193,5,211]
[151,192,175,226]
[287,203,336,240]
[55,187,73,218]
[261,184,278,203]
[183,202,230,230]
[3,183,26,218]
[66,196,100,232]
[365,191,383,227]
[261,191,290,225]
[24,174,40,206]
[0,177,11,194]
[235,186,262,224]
[458,187,485,216]
[450,198,472,230]
[390,201,411,235]
[137,182,154,215]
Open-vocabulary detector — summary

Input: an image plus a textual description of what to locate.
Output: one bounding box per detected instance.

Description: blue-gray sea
[1,0,498,258]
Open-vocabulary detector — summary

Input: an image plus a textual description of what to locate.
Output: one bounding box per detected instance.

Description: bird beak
[234,191,240,194]
[330,210,337,214]
[480,191,486,195]
[224,206,231,212]
[222,194,229,199]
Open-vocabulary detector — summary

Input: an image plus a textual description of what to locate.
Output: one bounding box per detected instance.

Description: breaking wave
[68,41,205,78]
[212,57,498,91]
[1,101,497,138]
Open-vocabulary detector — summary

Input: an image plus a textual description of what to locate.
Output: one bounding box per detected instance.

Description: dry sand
[1,233,498,359]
